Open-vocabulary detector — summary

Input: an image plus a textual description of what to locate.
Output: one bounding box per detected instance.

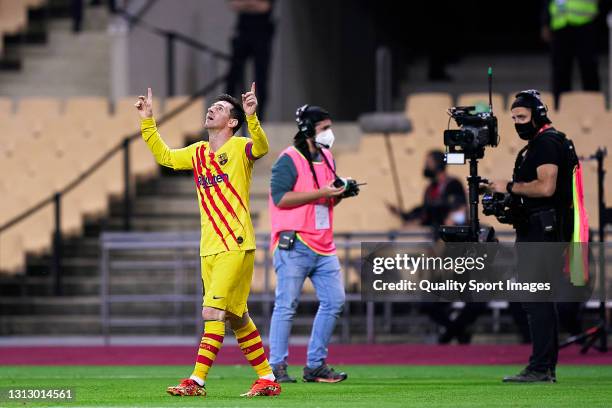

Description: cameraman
[268,105,351,384]
[489,90,572,383]
[387,151,490,344]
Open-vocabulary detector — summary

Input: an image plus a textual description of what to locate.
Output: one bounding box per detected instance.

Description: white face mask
[315,128,335,149]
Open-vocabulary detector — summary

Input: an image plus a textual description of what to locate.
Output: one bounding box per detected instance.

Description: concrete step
[0,315,101,335]
[0,296,200,317]
[0,9,110,98]
[0,273,201,297]
[0,315,202,335]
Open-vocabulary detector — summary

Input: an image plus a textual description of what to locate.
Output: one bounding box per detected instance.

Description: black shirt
[423,177,467,226]
[402,176,467,227]
[513,128,574,241]
[513,128,570,212]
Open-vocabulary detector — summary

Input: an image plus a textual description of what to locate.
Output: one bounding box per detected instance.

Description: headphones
[515,89,549,126]
[295,104,315,137]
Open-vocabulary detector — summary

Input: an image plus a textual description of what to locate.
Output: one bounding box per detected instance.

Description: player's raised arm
[242,82,269,159]
[137,88,193,170]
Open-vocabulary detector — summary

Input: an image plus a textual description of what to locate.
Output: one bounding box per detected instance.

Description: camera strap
[316,146,340,181]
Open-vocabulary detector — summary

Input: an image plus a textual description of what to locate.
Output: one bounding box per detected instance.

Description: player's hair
[214,94,246,134]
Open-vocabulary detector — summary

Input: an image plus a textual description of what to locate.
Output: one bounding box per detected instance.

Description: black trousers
[226,26,274,121]
[551,23,600,108]
[516,224,560,373]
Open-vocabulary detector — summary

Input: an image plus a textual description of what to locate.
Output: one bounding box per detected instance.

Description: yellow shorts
[201,250,254,317]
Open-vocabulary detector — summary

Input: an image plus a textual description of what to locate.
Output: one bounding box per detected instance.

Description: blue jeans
[269,239,345,369]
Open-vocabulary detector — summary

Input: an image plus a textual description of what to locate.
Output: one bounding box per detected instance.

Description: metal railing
[99,231,438,345]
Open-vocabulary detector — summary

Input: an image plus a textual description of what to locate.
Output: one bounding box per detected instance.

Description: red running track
[0,344,611,366]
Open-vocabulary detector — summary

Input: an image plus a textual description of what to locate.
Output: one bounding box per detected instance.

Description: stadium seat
[16,97,61,118]
[112,96,163,177]
[0,0,28,35]
[558,91,606,116]
[457,93,505,112]
[405,93,453,154]
[334,142,401,232]
[0,228,25,273]
[162,96,206,147]
[405,93,453,118]
[64,97,111,127]
[558,92,606,135]
[113,96,162,129]
[0,97,13,116]
[2,161,55,255]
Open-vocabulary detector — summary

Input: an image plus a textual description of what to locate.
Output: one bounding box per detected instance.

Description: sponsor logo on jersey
[197,173,229,189]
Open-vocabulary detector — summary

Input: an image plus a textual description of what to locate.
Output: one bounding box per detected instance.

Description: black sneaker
[548,368,557,383]
[303,362,347,383]
[502,368,555,383]
[272,363,296,383]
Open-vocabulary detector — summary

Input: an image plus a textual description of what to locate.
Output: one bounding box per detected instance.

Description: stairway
[0,1,110,97]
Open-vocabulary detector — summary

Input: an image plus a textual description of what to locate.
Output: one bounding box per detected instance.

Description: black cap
[297,105,330,124]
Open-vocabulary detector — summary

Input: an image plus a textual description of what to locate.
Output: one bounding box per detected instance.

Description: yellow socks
[234,318,274,379]
[190,320,225,384]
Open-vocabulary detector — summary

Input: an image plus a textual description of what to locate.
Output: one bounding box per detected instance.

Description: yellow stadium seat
[559,91,606,115]
[113,96,162,129]
[0,229,25,273]
[334,143,400,232]
[16,97,61,118]
[112,97,163,178]
[162,96,206,146]
[457,93,505,112]
[64,97,111,131]
[0,0,27,34]
[405,93,453,117]
[0,96,13,115]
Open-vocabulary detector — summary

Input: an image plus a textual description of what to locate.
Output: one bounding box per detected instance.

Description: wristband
[506,181,514,194]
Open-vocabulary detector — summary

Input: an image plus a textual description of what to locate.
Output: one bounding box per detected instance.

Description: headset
[295,104,316,137]
[515,89,549,126]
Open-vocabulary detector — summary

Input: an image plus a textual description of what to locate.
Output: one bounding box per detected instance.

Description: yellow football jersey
[141,114,268,256]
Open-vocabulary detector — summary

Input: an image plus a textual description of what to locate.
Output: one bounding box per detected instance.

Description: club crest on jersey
[218,153,228,165]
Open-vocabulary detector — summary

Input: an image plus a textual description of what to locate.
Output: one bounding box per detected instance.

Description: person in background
[541,0,605,107]
[226,0,275,120]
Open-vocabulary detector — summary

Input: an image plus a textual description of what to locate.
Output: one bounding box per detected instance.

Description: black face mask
[423,168,437,179]
[515,122,538,141]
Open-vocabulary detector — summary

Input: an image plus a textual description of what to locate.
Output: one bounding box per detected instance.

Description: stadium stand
[0,90,610,339]
[2,90,612,275]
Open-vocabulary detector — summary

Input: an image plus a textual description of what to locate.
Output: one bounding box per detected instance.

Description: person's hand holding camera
[488,179,511,194]
[319,182,345,198]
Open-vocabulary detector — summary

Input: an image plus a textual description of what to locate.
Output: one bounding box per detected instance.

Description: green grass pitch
[1,365,611,407]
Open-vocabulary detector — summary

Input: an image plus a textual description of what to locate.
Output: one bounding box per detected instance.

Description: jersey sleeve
[141,117,195,170]
[244,113,269,160]
[270,153,298,206]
